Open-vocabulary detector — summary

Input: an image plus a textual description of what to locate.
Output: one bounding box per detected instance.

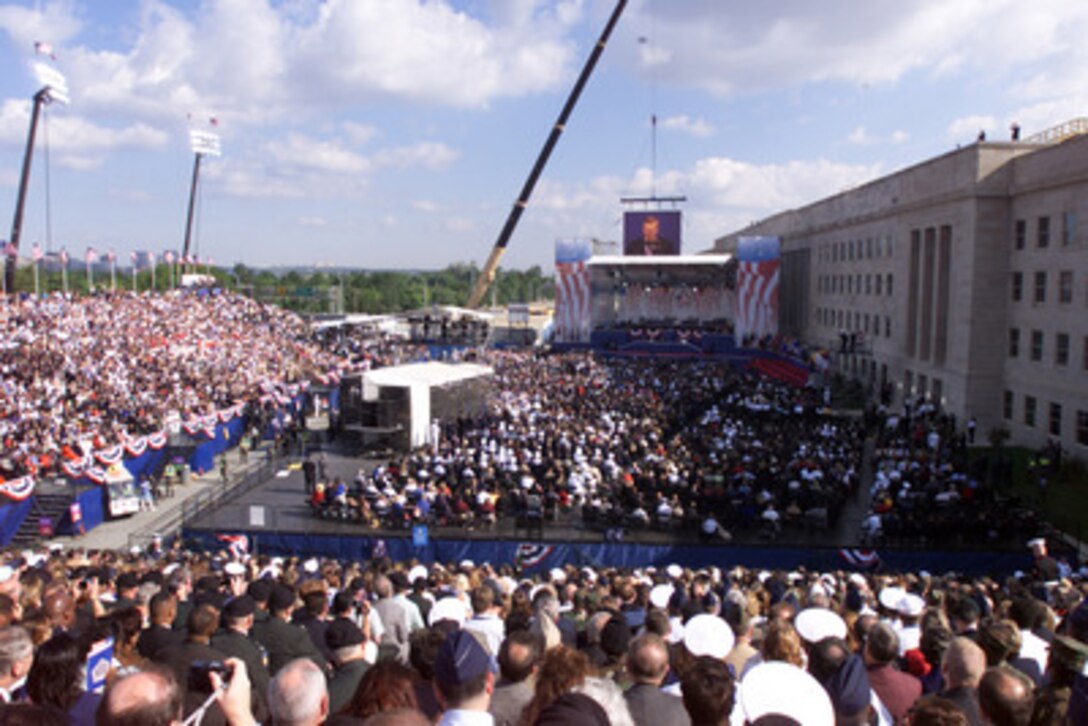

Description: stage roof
[588,254,733,266]
[363,361,494,389]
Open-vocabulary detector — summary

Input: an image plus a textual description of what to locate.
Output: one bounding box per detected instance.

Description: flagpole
[151,258,157,290]
[86,256,93,291]
[131,258,137,292]
[61,258,68,294]
[33,258,39,296]
[110,255,116,292]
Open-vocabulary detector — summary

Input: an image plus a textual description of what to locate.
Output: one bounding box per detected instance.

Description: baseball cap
[326,618,365,650]
[434,630,491,692]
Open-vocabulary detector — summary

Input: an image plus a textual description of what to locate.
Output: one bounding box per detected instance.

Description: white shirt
[438,709,494,726]
[464,613,506,658]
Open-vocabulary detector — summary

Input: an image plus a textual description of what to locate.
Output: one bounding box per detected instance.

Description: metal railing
[126,450,281,551]
[1023,117,1088,145]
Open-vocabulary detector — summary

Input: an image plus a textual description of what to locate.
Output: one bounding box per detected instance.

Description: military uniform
[253,615,328,676]
[212,628,271,698]
[327,658,369,714]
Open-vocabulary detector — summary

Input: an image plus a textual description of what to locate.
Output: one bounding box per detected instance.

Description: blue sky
[1,0,1086,271]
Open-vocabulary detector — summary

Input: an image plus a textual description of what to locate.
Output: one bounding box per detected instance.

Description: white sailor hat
[408,564,429,584]
[795,608,848,643]
[683,614,735,659]
[224,562,246,577]
[878,587,906,611]
[896,593,926,617]
[429,596,469,627]
[650,584,674,610]
[666,564,683,580]
[739,662,834,726]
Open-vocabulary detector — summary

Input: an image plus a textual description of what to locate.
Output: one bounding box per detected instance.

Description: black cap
[326,618,365,650]
[116,572,139,591]
[195,574,222,593]
[269,584,295,613]
[247,579,272,604]
[224,595,256,619]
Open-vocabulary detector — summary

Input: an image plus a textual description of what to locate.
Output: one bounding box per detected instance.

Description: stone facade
[711,137,1088,454]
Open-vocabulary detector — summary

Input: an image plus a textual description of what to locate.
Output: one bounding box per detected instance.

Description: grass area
[975,445,1088,542]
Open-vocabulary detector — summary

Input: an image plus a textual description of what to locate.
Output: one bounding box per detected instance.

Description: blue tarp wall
[0,499,34,545]
[183,529,1034,577]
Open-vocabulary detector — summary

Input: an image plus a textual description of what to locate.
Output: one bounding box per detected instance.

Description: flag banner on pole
[554,239,592,343]
[164,251,175,264]
[58,248,69,264]
[734,236,781,342]
[105,250,115,262]
[85,247,97,264]
[1,242,16,258]
[32,243,42,262]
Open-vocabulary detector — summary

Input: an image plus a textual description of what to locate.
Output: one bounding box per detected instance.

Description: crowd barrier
[181,529,1034,577]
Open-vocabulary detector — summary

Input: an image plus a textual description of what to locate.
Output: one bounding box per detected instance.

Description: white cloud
[0,99,169,152]
[947,114,997,141]
[623,0,1088,95]
[0,3,83,51]
[374,142,458,170]
[267,132,370,174]
[341,121,378,146]
[848,126,873,145]
[660,115,715,138]
[412,200,439,213]
[298,215,326,226]
[445,216,476,233]
[890,130,909,144]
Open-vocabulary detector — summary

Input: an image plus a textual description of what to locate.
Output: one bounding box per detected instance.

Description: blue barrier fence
[182,529,1033,577]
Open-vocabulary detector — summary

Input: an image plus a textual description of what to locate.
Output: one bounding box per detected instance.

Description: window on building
[1059,270,1073,304]
[885,316,891,337]
[932,379,943,406]
[1062,211,1076,246]
[904,370,913,395]
[1035,271,1047,303]
[1078,410,1088,446]
[1003,390,1014,420]
[1038,216,1050,248]
[886,274,893,296]
[875,274,882,296]
[1009,328,1020,357]
[1015,219,1026,250]
[867,238,873,258]
[1050,403,1063,437]
[1031,330,1044,361]
[1056,333,1070,367]
[1025,395,1037,427]
[1011,272,1023,302]
[865,275,871,295]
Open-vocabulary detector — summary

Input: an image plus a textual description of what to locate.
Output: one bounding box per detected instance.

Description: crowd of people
[0,541,1081,725]
[0,290,354,482]
[861,400,1048,549]
[312,353,864,542]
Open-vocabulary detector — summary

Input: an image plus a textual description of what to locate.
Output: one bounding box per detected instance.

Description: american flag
[554,239,592,343]
[735,236,781,341]
[164,251,175,264]
[32,243,42,262]
[1,242,16,258]
[58,248,69,264]
[209,116,219,127]
[85,247,97,264]
[146,250,156,265]
[105,249,116,263]
[34,41,56,60]
[129,251,137,265]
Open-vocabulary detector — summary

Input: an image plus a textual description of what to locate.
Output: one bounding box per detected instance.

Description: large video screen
[623,210,681,256]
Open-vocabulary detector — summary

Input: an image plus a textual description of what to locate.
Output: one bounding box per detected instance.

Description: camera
[188,660,233,693]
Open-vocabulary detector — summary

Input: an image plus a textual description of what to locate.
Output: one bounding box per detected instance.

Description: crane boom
[466,0,627,309]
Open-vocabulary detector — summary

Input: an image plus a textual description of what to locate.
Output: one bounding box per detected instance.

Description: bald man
[625,633,691,726]
[96,666,183,726]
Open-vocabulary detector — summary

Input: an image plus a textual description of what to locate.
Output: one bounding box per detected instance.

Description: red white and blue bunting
[0,476,36,501]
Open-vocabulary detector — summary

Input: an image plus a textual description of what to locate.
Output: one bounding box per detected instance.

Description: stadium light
[181,122,222,272]
[6,56,70,293]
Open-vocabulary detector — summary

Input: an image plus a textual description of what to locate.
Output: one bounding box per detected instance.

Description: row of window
[1003,392,1088,444]
[1007,329,1086,367]
[817,234,895,265]
[818,273,894,297]
[1010,270,1077,304]
[817,308,892,338]
[1013,212,1077,250]
[903,370,944,407]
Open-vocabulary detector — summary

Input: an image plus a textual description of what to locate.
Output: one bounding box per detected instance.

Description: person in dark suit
[212,595,271,719]
[626,214,675,256]
[163,604,231,724]
[252,584,328,677]
[865,622,922,723]
[325,617,370,714]
[137,592,184,663]
[625,633,691,726]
